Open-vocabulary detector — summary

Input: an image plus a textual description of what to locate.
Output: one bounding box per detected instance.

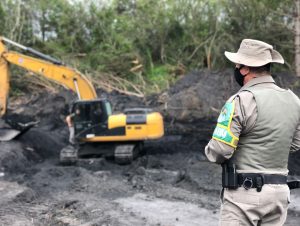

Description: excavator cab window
[90,102,103,124]
[104,102,112,116]
[72,101,108,123]
[72,99,112,138]
[72,106,84,121]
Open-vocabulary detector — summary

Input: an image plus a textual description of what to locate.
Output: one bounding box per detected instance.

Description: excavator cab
[72,99,112,140]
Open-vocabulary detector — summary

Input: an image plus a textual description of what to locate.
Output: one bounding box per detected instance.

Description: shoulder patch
[212,101,239,148]
[217,102,234,127]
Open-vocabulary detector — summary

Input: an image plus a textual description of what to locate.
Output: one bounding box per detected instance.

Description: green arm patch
[212,101,239,148]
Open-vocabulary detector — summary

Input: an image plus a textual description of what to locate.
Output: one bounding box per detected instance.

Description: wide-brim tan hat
[224,39,284,67]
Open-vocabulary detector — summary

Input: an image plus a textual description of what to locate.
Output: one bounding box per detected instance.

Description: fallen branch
[91,72,145,98]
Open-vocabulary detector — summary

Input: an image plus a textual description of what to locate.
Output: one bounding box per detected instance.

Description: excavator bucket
[0,128,21,141]
[60,145,79,165]
[0,119,38,141]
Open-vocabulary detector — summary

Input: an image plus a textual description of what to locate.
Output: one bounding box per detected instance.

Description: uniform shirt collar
[239,75,275,92]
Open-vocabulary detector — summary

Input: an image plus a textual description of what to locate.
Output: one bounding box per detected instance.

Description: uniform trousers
[219,184,290,226]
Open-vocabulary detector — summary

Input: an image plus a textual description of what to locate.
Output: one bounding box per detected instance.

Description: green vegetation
[0,0,298,95]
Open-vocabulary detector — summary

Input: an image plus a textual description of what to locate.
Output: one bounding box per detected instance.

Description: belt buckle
[243,177,253,190]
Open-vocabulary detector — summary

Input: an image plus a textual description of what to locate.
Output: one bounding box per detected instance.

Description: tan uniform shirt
[205,75,300,167]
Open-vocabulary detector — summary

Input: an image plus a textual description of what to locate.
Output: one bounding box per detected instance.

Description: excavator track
[114,143,141,165]
[60,142,144,165]
[59,145,79,165]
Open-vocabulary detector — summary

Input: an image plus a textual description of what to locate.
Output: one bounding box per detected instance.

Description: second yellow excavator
[0,37,164,164]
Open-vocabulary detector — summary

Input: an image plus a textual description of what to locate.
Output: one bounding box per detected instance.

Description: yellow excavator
[0,37,164,164]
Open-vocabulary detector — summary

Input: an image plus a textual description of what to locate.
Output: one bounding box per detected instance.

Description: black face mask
[234,67,245,87]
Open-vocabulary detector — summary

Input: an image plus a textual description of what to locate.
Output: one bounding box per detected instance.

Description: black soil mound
[151,69,300,175]
[0,70,300,175]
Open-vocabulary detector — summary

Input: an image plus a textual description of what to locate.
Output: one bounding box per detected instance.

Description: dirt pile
[0,70,299,225]
[2,69,300,174]
[157,69,239,120]
[152,70,300,175]
[154,69,300,121]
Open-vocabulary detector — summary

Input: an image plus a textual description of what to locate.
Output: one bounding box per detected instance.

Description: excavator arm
[0,37,97,116]
[0,40,10,116]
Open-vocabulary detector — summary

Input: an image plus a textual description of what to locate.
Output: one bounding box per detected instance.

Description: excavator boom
[0,38,10,116]
[0,37,97,117]
[3,51,97,99]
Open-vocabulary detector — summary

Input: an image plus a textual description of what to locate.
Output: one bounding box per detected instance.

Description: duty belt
[238,173,287,192]
[221,162,300,191]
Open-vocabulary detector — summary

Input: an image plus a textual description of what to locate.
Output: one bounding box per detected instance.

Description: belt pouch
[222,162,238,189]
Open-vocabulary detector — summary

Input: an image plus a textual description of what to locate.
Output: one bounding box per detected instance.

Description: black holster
[287,180,300,190]
[222,161,238,189]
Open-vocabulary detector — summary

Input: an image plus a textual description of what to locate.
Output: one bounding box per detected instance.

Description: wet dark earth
[0,70,300,225]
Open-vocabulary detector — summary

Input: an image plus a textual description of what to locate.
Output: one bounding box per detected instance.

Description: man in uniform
[205,39,300,225]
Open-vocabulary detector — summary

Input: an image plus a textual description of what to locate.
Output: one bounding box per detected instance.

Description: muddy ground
[0,70,300,226]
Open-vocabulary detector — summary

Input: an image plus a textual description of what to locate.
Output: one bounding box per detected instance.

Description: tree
[295,0,300,76]
[1,0,300,89]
